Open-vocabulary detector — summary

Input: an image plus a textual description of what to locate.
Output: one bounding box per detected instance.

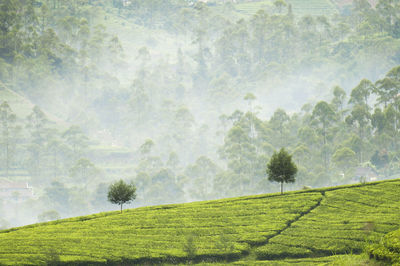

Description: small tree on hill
[266,148,297,194]
[107,180,137,213]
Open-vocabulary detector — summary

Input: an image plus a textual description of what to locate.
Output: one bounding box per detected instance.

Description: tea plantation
[0,179,400,265]
[367,227,400,265]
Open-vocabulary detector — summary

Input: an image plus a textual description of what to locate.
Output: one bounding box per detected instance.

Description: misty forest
[1,0,400,233]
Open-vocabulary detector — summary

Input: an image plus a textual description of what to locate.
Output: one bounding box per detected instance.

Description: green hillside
[0,179,399,265]
[367,227,400,265]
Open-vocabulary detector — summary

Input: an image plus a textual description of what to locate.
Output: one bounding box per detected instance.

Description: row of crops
[367,227,400,265]
[0,179,399,265]
[223,254,371,265]
[0,192,322,265]
[254,180,400,260]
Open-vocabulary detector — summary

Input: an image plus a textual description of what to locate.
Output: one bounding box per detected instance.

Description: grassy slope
[0,179,399,265]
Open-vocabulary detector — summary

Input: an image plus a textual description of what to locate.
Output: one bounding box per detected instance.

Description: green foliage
[184,233,197,259]
[0,189,323,264]
[332,147,357,170]
[69,158,98,185]
[0,101,18,179]
[371,150,389,169]
[267,180,400,257]
[266,148,297,193]
[44,181,71,213]
[255,243,312,260]
[1,0,400,254]
[107,179,137,212]
[367,228,400,264]
[349,79,374,106]
[1,180,399,265]
[62,126,89,162]
[233,254,381,265]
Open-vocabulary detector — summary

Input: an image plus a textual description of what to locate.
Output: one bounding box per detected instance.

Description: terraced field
[256,181,400,259]
[233,0,338,17]
[0,179,399,265]
[367,227,400,265]
[0,193,322,265]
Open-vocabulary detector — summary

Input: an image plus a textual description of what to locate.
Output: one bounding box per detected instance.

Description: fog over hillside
[0,0,400,229]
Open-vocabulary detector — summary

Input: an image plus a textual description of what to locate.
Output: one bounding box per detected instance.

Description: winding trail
[239,191,326,262]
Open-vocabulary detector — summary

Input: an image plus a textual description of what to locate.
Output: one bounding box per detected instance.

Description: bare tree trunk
[120,204,122,213]
[281,182,283,194]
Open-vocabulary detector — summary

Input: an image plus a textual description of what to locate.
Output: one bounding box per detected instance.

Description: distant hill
[0,178,399,265]
[0,84,67,128]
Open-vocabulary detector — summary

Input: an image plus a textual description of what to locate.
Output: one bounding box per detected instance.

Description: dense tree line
[1,0,400,227]
[0,103,93,184]
[0,102,104,219]
[217,65,400,194]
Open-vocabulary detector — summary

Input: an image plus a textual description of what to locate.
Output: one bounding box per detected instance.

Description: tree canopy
[266,148,298,194]
[107,180,137,213]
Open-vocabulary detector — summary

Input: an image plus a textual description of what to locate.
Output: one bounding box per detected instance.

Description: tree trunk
[359,126,363,163]
[281,182,283,194]
[323,124,328,170]
[120,204,123,213]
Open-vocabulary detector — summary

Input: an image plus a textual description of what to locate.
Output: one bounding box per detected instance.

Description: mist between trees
[0,0,400,229]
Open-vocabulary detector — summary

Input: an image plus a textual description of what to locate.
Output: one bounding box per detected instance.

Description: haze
[0,0,399,229]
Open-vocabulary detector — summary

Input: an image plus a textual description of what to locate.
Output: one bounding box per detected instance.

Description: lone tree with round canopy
[266,148,297,194]
[107,180,137,213]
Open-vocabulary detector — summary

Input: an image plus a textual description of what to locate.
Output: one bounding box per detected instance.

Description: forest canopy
[0,0,400,228]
